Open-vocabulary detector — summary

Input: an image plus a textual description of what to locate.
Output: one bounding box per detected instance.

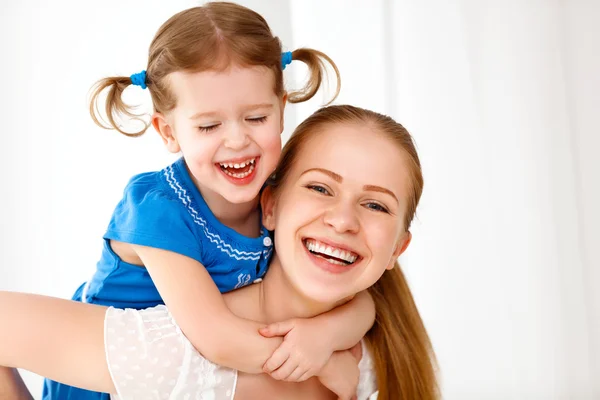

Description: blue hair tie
[281,51,293,70]
[130,70,147,89]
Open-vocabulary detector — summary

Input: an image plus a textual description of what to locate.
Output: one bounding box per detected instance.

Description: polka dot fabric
[105,305,378,399]
[105,305,236,399]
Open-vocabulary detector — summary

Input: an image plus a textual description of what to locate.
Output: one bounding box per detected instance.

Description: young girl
[43,2,375,399]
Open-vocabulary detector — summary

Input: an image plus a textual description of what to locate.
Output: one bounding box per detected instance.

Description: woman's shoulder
[105,306,377,400]
[358,340,378,400]
[106,305,236,400]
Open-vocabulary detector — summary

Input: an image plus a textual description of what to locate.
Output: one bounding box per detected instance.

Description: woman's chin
[296,281,351,306]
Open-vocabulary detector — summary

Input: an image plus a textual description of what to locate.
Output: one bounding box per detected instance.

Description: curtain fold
[290,1,598,398]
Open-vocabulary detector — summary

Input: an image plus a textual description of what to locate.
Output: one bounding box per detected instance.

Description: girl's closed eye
[198,123,220,133]
[246,116,268,124]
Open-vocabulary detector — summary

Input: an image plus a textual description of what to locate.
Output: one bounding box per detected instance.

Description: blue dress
[42,157,273,399]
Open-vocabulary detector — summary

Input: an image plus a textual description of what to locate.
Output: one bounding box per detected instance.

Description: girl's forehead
[167,66,279,115]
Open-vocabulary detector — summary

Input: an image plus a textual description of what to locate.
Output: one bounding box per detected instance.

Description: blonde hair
[89,2,340,137]
[269,105,439,399]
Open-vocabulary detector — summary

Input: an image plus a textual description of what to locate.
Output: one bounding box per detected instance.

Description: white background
[0,1,598,399]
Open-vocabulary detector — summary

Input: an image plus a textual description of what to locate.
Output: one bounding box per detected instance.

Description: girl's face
[263,122,413,304]
[154,65,285,205]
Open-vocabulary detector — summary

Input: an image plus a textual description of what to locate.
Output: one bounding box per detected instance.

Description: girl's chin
[221,188,261,204]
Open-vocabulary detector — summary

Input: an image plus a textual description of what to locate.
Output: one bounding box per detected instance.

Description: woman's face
[263,122,413,304]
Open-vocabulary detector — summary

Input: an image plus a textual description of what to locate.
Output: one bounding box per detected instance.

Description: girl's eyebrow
[189,103,274,120]
[243,103,274,112]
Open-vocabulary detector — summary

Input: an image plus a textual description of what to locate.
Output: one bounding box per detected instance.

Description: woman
[1,105,438,399]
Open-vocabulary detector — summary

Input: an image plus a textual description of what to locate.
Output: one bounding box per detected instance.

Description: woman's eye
[307,185,330,196]
[365,202,389,213]
[246,116,267,123]
[198,124,220,133]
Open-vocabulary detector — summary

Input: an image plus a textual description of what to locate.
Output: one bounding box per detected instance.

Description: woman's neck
[256,258,341,323]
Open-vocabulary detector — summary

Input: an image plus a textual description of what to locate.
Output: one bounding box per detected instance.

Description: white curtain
[286,0,599,398]
[1,1,597,398]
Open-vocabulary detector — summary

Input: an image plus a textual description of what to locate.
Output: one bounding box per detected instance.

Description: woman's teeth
[304,239,358,265]
[219,158,256,178]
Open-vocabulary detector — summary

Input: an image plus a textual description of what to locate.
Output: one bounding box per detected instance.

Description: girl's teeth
[222,162,255,178]
[220,158,256,169]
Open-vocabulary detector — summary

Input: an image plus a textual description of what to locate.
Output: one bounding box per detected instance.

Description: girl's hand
[259,318,333,382]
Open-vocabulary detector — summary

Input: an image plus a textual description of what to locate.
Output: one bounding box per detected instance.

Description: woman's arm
[0,291,115,394]
[0,367,34,400]
[134,245,283,374]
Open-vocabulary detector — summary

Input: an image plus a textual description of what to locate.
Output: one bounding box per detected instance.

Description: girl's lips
[216,155,258,165]
[216,156,260,186]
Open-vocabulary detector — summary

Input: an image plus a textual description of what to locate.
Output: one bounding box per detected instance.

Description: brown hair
[269,105,439,399]
[89,2,340,137]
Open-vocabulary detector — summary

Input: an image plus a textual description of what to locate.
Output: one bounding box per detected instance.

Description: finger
[284,365,306,382]
[259,319,295,337]
[298,370,312,382]
[269,358,298,381]
[263,345,290,373]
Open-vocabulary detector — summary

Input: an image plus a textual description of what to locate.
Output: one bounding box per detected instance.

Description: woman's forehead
[290,123,410,197]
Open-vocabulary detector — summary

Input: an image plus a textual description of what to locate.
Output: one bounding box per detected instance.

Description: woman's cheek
[369,223,398,257]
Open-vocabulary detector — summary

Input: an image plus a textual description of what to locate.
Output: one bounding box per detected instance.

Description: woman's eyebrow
[363,185,398,204]
[301,168,342,182]
[301,168,399,203]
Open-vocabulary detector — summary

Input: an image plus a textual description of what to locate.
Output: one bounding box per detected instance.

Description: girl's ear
[152,112,180,153]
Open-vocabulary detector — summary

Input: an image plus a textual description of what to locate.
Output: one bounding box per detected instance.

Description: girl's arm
[260,290,376,381]
[0,291,116,394]
[134,244,282,374]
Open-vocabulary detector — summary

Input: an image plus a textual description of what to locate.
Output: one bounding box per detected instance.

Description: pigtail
[287,48,341,105]
[88,76,151,137]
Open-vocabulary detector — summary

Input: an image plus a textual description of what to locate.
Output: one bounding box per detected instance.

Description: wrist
[319,351,341,379]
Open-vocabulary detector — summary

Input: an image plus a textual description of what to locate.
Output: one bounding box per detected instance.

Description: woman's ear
[260,186,277,230]
[152,112,180,153]
[386,231,412,270]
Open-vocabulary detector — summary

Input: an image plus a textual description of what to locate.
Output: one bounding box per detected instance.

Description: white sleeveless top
[105,305,378,400]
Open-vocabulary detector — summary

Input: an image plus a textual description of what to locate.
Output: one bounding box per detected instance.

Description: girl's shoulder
[120,158,186,204]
